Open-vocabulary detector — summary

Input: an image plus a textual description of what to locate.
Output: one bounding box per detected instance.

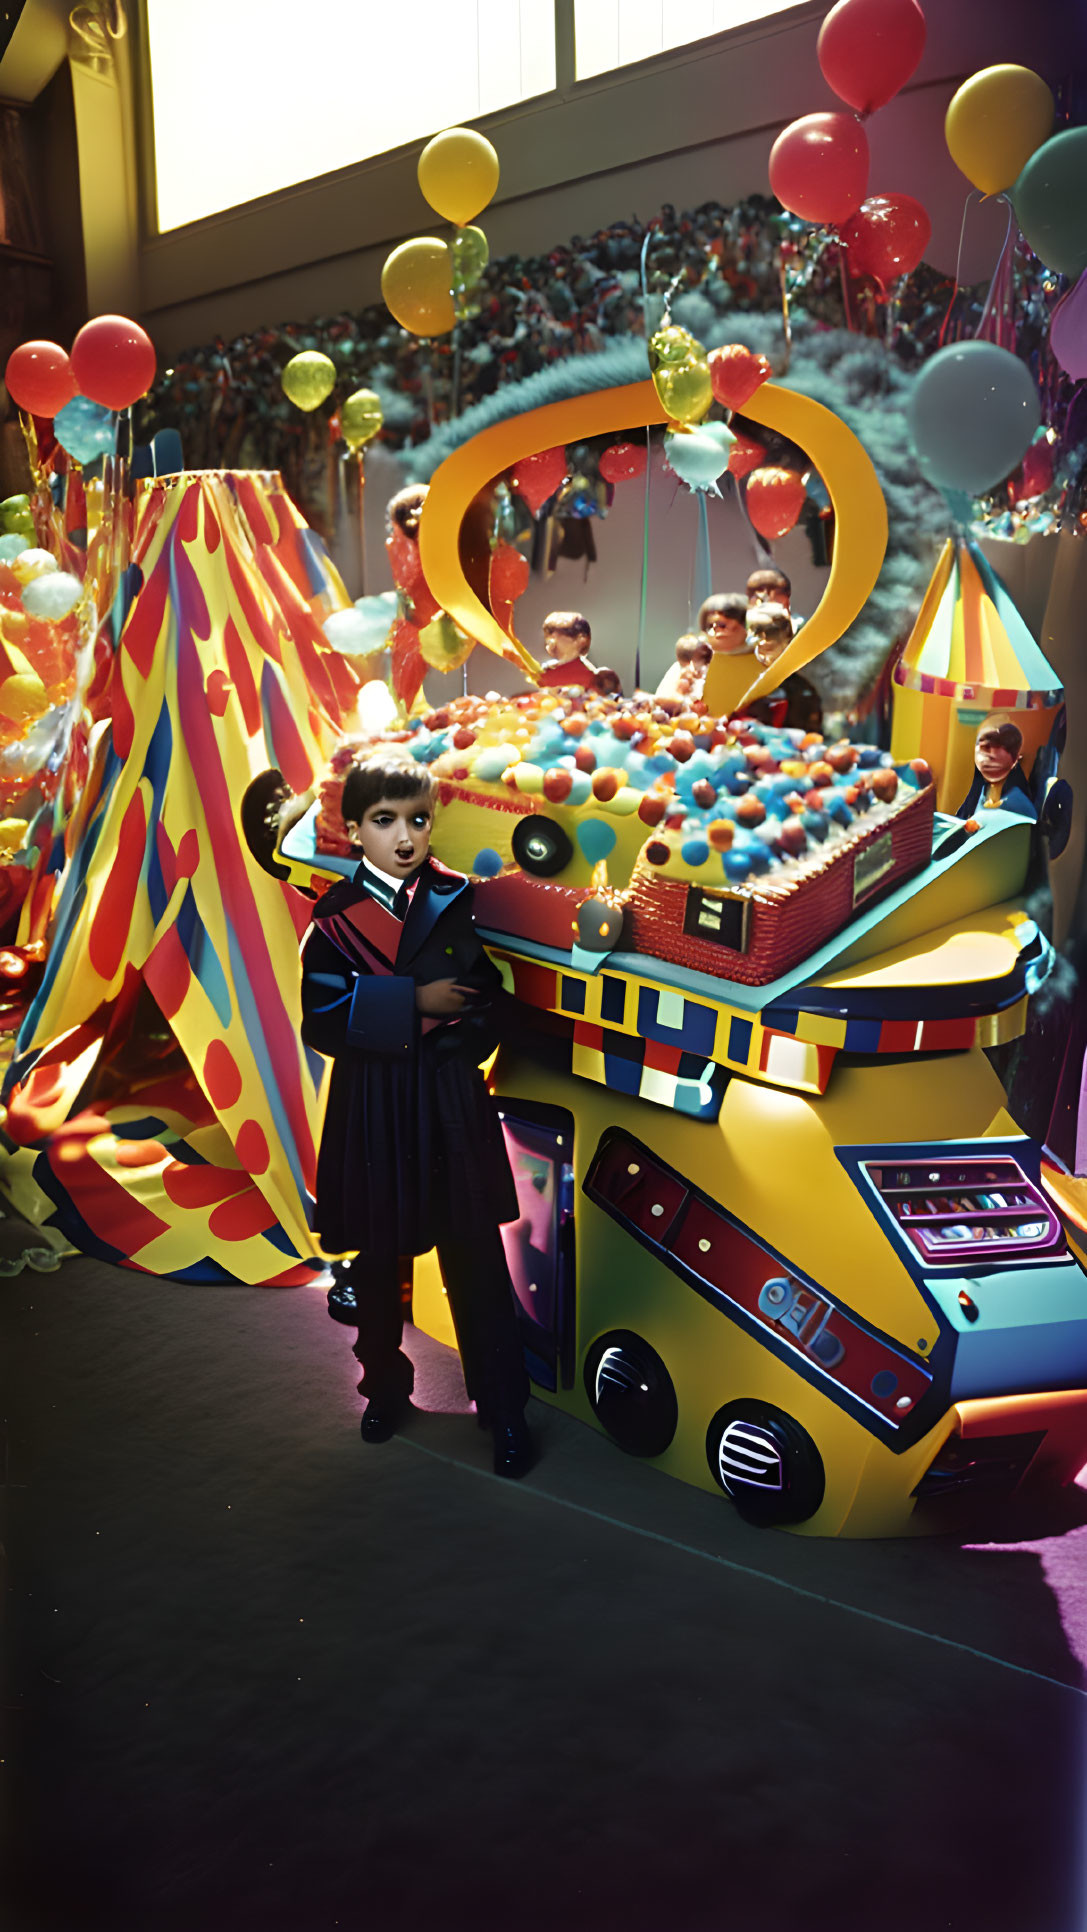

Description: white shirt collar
[363,858,414,892]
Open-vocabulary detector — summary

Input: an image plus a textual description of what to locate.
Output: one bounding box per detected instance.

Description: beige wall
[129,0,1077,352]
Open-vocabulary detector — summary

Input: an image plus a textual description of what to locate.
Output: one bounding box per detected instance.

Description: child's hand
[416,978,468,1017]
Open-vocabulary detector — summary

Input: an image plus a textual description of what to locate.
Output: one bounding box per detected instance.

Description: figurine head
[697,593,749,655]
[386,484,429,544]
[748,602,792,668]
[341,757,436,876]
[974,715,1023,785]
[543,610,591,663]
[746,565,791,613]
[674,631,713,675]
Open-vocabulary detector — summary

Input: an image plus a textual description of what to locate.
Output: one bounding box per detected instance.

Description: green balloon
[450,224,489,288]
[1013,129,1087,279]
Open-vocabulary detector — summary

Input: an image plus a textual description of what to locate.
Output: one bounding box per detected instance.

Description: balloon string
[693,491,712,630]
[356,451,366,599]
[636,223,655,692]
[975,196,1017,348]
[938,190,980,347]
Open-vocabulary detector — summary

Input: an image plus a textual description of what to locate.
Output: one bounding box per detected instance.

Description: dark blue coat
[301,857,517,1257]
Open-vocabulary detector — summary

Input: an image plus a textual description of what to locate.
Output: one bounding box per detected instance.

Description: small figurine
[656,631,713,700]
[300,755,533,1477]
[698,593,750,656]
[744,602,823,734]
[747,564,800,632]
[957,715,1036,821]
[538,610,620,695]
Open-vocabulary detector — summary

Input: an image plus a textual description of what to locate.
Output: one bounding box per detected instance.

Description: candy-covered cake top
[318,689,931,892]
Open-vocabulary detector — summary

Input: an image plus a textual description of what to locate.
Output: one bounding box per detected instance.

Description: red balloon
[489,541,530,629]
[5,340,76,418]
[708,344,772,412]
[70,314,157,411]
[818,0,926,115]
[839,193,931,282]
[769,112,870,226]
[509,446,567,516]
[744,467,807,541]
[599,441,647,485]
[728,432,767,480]
[1012,440,1055,504]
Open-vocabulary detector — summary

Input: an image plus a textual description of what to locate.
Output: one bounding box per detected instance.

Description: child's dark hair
[978,719,1023,759]
[341,757,435,830]
[543,610,591,642]
[747,565,791,599]
[697,593,748,630]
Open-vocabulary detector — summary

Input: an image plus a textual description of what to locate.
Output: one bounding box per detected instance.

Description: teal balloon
[54,394,115,465]
[576,818,617,865]
[1013,129,1087,279]
[663,420,735,492]
[907,341,1039,495]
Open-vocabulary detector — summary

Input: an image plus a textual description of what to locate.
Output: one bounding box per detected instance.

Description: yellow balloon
[653,355,713,425]
[419,611,473,672]
[417,126,499,226]
[946,64,1055,196]
[381,238,456,337]
[281,351,336,412]
[340,388,383,453]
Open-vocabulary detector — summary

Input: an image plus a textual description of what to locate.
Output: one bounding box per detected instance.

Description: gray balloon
[906,340,1040,495]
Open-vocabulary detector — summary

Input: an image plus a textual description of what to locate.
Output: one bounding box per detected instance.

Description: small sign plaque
[853,831,894,907]
[684,888,749,952]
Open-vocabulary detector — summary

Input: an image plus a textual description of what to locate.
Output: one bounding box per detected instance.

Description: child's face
[544,625,586,663]
[975,729,1018,783]
[704,612,748,654]
[750,624,789,669]
[348,795,432,875]
[748,581,790,612]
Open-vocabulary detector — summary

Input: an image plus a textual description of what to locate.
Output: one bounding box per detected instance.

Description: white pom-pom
[21,571,82,619]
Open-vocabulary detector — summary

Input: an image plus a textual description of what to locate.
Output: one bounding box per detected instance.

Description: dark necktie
[392,882,411,921]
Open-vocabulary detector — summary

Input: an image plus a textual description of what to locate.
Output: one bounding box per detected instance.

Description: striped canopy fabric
[1,471,364,1285]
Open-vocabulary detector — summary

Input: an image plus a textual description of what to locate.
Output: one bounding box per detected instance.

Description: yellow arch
[417,377,888,703]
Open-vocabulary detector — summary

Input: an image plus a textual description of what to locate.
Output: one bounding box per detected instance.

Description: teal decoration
[1012,130,1087,279]
[54,394,116,466]
[472,847,504,876]
[576,818,617,865]
[663,420,735,493]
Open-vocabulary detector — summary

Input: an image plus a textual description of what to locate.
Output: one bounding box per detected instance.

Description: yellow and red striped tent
[891,536,1062,812]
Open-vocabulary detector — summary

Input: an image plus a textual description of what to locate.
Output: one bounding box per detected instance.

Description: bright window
[574,0,804,79]
[146,0,555,232]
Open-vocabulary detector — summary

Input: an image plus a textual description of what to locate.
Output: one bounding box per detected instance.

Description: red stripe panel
[877,1019,919,1053]
[512,959,557,1009]
[573,1022,603,1052]
[919,1016,977,1050]
[642,1037,682,1074]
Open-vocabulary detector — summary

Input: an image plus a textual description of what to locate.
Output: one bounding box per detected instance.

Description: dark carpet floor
[2,1241,1086,1932]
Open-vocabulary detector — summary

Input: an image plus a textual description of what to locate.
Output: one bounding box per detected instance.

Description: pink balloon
[1050,268,1087,381]
[769,113,870,226]
[818,0,926,114]
[839,193,932,282]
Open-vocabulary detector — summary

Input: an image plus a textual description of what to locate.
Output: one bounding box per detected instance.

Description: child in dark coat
[300,756,532,1476]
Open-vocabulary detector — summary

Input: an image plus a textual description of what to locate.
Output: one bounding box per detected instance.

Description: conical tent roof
[894,536,1062,708]
[1,471,362,1285]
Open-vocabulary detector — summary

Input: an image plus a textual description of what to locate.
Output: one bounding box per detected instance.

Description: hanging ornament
[708,344,772,412]
[745,467,807,540]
